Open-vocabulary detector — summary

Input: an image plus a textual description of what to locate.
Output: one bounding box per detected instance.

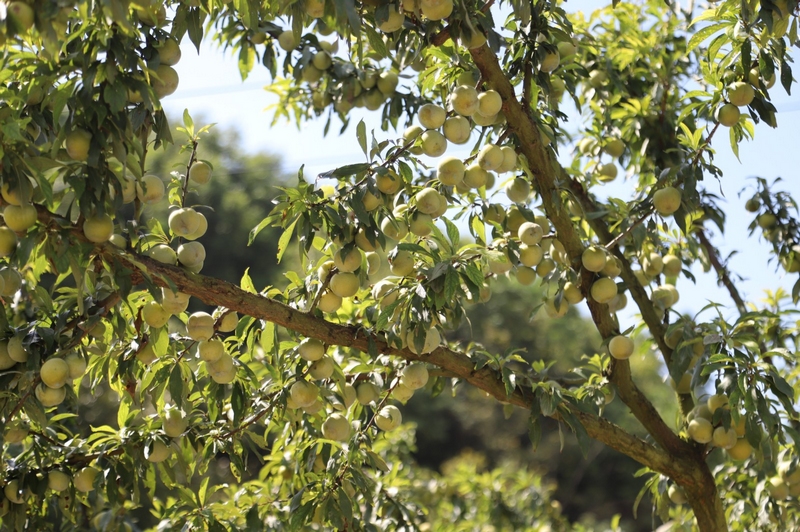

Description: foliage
[0,0,799,531]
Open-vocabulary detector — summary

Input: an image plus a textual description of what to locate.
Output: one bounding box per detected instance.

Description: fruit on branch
[478,90,503,116]
[318,291,342,313]
[151,65,179,98]
[378,9,405,32]
[536,257,556,278]
[65,353,87,379]
[189,161,212,185]
[590,277,618,304]
[187,312,215,341]
[73,467,99,493]
[136,175,166,203]
[662,254,682,277]
[748,68,776,89]
[668,484,686,505]
[515,266,536,285]
[642,252,663,277]
[768,477,790,500]
[298,338,325,361]
[322,413,351,441]
[376,170,403,194]
[462,164,488,189]
[518,222,544,245]
[147,244,177,265]
[608,335,634,360]
[35,383,66,407]
[505,177,531,203]
[449,85,480,116]
[7,336,26,364]
[540,50,560,73]
[420,0,453,20]
[375,405,402,431]
[381,216,408,240]
[177,242,206,269]
[653,186,682,216]
[356,382,380,405]
[400,363,429,390]
[716,103,740,127]
[7,2,35,31]
[277,30,296,51]
[604,138,625,158]
[147,440,171,463]
[1,183,33,206]
[416,188,444,215]
[198,339,225,363]
[216,310,238,332]
[477,144,504,171]
[712,426,737,449]
[519,244,544,267]
[161,288,190,315]
[437,157,466,186]
[377,71,398,95]
[47,471,70,492]
[707,393,729,413]
[333,247,363,273]
[65,129,92,161]
[727,438,753,460]
[41,358,70,388]
[4,480,24,504]
[588,69,607,88]
[4,421,29,443]
[162,406,188,438]
[688,418,713,443]
[136,344,157,364]
[582,246,607,272]
[601,256,622,277]
[208,353,236,384]
[157,38,181,66]
[727,82,755,107]
[329,272,360,298]
[309,355,335,380]
[497,146,518,173]
[597,163,617,182]
[312,51,332,70]
[82,214,114,243]
[168,208,202,237]
[421,130,447,157]
[143,301,170,328]
[3,204,37,232]
[408,212,432,236]
[443,116,471,144]
[418,103,446,129]
[563,282,584,304]
[406,327,440,354]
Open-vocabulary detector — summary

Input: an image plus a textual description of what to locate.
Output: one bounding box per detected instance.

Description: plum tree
[0,0,798,531]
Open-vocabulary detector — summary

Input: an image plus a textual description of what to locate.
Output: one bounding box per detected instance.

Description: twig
[606,206,655,250]
[695,228,747,314]
[181,140,199,208]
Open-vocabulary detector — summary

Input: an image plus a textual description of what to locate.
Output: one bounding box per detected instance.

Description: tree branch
[466,44,689,456]
[107,248,685,479]
[696,228,747,314]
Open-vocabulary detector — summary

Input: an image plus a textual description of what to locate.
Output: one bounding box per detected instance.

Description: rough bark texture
[465,44,727,531]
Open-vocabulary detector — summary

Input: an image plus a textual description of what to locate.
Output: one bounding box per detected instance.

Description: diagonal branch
[467,44,689,456]
[108,248,686,479]
[696,228,747,314]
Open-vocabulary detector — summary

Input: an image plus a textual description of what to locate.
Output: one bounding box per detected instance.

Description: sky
[160,1,800,331]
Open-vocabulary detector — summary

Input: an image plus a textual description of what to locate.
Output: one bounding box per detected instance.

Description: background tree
[0,0,798,531]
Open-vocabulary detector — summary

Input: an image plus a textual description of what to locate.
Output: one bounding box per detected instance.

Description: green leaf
[356,120,367,158]
[687,21,730,52]
[238,44,256,81]
[276,217,299,263]
[317,162,371,179]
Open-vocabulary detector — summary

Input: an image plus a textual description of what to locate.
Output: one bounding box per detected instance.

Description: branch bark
[466,44,726,532]
[110,249,686,480]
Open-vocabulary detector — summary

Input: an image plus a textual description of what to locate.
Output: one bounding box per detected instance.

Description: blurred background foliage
[87,119,679,531]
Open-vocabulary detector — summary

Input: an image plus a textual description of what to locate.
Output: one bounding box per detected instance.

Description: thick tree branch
[107,248,687,479]
[466,44,687,456]
[466,44,725,531]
